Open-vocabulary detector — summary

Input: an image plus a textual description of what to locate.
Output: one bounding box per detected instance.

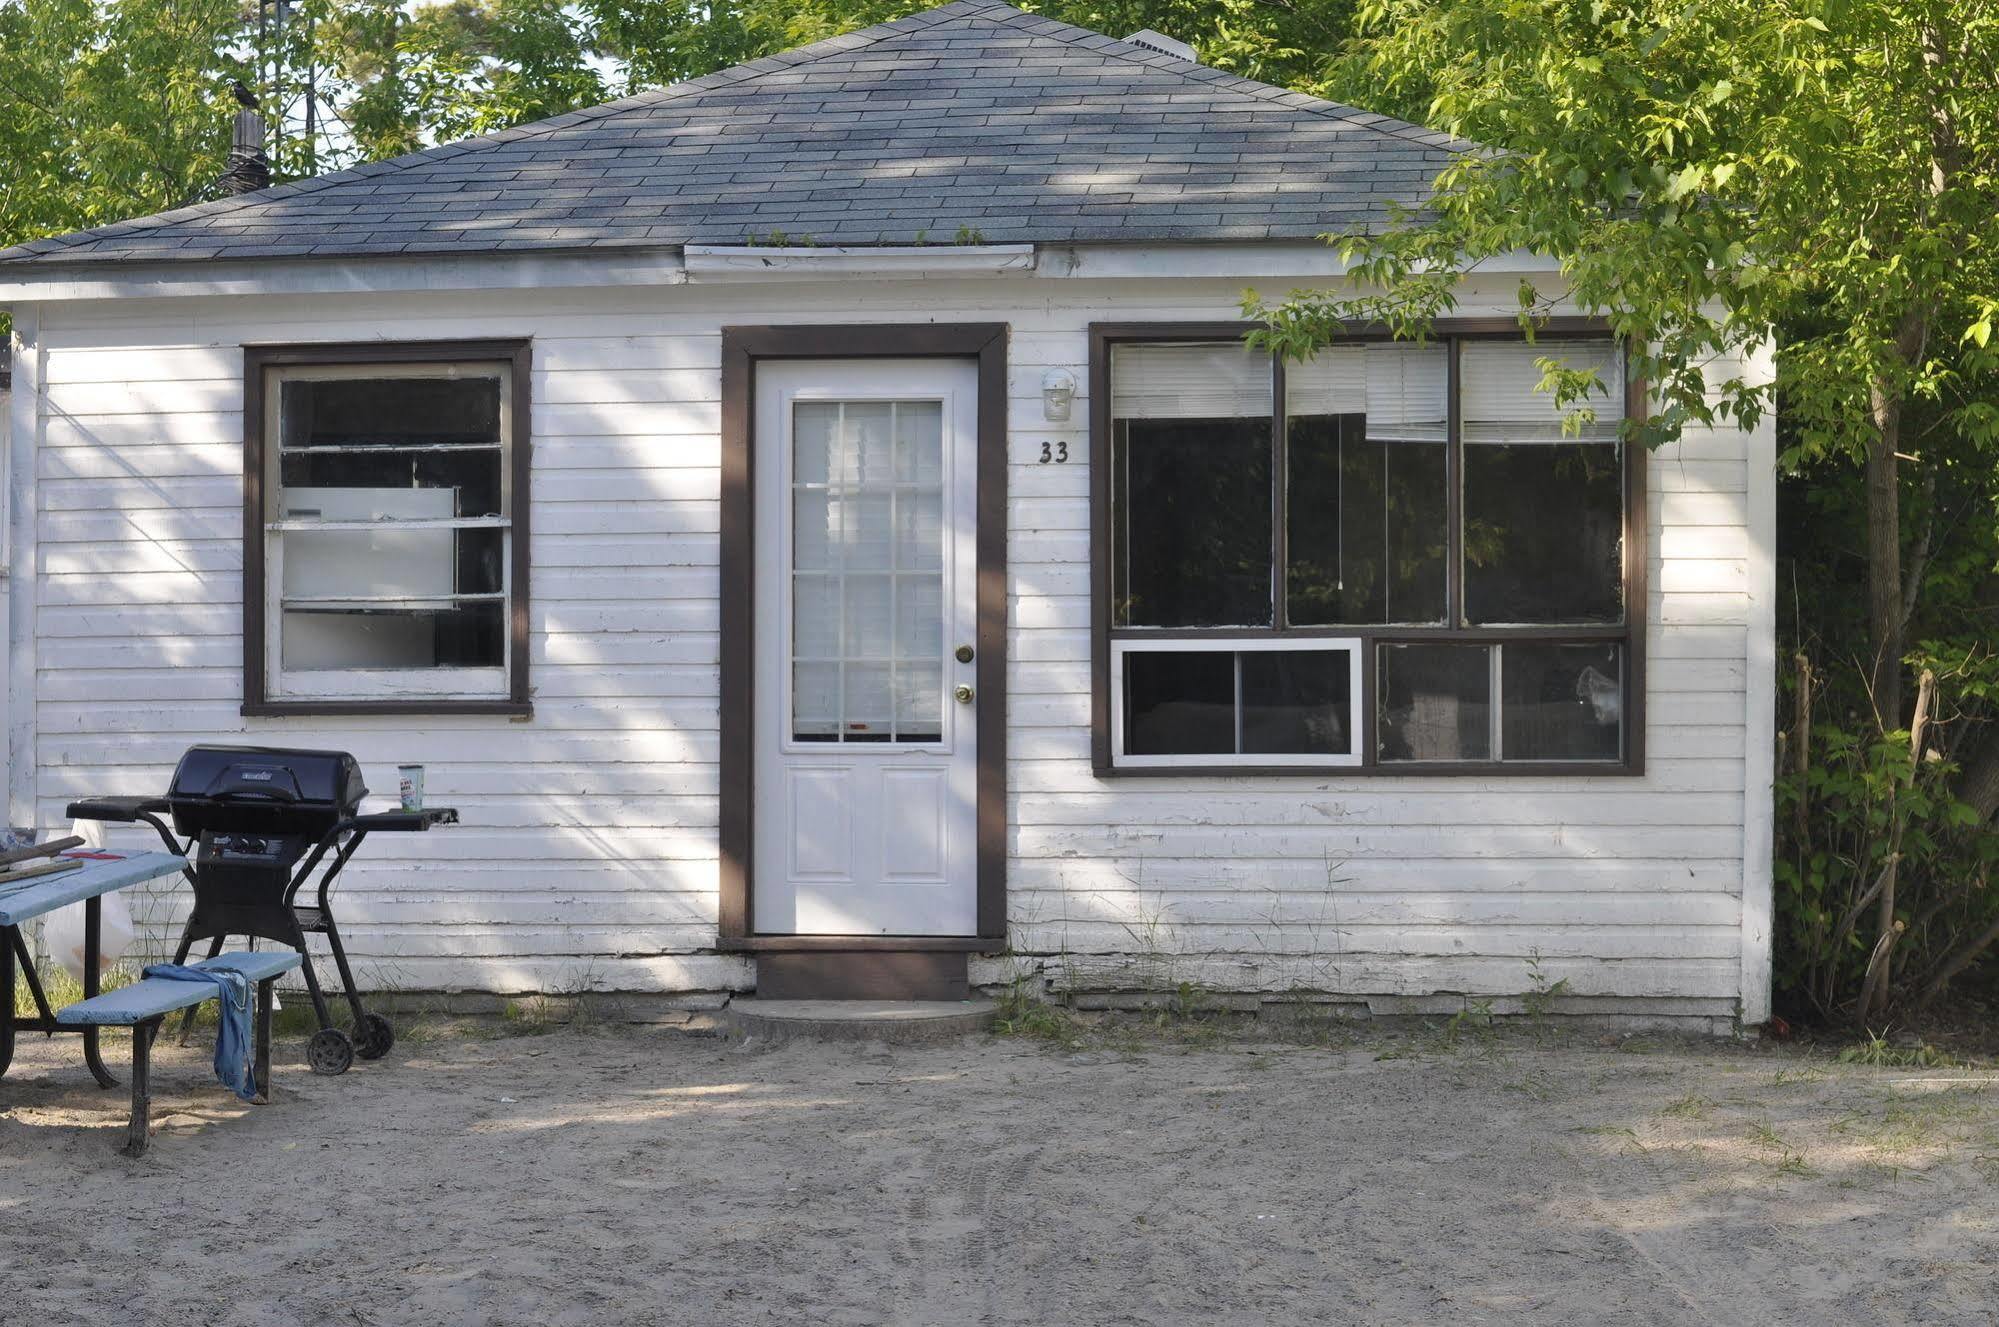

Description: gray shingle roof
[0,0,1466,267]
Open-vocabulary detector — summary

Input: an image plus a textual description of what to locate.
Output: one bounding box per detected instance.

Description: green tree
[0,0,246,245]
[1252,0,1999,1021]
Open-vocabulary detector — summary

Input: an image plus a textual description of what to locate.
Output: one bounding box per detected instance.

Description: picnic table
[0,849,190,1086]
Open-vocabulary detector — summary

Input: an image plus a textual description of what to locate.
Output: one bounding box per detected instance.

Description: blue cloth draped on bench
[141,963,256,1100]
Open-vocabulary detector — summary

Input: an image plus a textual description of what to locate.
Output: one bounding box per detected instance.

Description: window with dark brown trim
[242,340,532,716]
[1089,321,1645,776]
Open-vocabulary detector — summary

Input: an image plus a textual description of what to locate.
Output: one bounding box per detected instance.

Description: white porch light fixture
[1041,367,1077,421]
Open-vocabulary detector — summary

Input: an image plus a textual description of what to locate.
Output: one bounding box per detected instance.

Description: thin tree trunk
[1863,392,1904,727]
[1856,668,1935,1023]
[1791,653,1812,842]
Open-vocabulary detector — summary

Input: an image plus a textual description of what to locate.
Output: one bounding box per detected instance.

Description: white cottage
[0,0,1774,1028]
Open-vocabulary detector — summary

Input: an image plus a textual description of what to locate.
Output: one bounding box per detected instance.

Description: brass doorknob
[954,684,975,705]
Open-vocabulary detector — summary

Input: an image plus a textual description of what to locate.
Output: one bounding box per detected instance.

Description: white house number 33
[1038,441,1069,464]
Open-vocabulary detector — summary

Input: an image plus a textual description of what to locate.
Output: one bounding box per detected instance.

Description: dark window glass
[1378,644,1492,762]
[281,376,501,446]
[1124,651,1235,756]
[1241,651,1352,755]
[1287,413,1447,624]
[1461,340,1624,624]
[1112,417,1272,627]
[1462,441,1622,623]
[281,378,505,518]
[1501,643,1623,761]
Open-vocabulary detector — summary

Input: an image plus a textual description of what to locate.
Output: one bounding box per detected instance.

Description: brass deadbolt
[955,644,975,664]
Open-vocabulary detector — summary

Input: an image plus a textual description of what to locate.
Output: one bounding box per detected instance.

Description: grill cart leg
[318,911,392,1060]
[124,1018,160,1158]
[295,952,353,1075]
[321,911,371,1032]
[82,896,115,1090]
[295,947,337,1032]
[173,934,228,1047]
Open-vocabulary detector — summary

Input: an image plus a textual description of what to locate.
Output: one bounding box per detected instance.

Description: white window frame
[1110,637,1364,769]
[263,360,515,704]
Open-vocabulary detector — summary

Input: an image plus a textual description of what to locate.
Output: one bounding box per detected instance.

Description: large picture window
[1094,325,1639,773]
[244,341,531,714]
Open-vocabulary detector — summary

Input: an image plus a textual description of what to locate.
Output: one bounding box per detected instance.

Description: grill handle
[206,773,302,802]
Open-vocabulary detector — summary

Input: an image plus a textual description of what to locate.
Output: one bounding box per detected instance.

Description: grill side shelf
[345,809,459,832]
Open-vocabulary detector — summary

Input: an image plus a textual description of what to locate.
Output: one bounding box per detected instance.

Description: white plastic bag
[43,818,133,982]
[44,891,134,983]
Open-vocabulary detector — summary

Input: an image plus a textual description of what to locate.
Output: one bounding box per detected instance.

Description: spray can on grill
[398,764,425,812]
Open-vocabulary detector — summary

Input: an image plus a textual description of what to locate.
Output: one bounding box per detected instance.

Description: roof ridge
[5,0,1014,261]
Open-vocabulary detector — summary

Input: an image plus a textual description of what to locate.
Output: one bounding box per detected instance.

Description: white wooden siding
[19,270,1770,1005]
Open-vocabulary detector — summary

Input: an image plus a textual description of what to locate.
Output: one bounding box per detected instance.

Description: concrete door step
[724,998,997,1044]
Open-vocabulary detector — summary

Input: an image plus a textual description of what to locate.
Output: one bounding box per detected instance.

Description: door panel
[753,359,979,936]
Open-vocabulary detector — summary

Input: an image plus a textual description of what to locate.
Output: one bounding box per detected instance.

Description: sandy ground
[1,1017,1996,1327]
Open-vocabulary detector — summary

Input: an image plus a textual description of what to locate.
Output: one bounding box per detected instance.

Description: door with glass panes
[751,360,979,935]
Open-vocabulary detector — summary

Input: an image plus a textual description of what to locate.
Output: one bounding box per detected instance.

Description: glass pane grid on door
[791,399,945,744]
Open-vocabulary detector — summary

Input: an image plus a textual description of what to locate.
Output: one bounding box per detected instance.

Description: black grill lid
[166,745,368,835]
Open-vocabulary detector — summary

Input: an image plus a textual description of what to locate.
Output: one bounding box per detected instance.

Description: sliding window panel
[1122,649,1237,756]
[1460,340,1624,624]
[1500,642,1623,762]
[1377,642,1493,762]
[1110,343,1274,627]
[1285,343,1449,625]
[1239,649,1354,756]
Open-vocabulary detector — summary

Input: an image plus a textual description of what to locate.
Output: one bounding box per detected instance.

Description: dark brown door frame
[717,324,1009,951]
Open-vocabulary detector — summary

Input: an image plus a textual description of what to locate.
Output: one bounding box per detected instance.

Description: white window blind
[1461,340,1624,444]
[1111,342,1271,419]
[1284,342,1449,441]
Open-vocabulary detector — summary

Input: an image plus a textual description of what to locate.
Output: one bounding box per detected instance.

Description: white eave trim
[682,244,1037,281]
[0,238,1565,303]
[0,247,690,303]
[1041,242,1563,280]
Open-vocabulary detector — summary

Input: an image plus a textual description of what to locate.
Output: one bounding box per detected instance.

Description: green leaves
[0,0,245,253]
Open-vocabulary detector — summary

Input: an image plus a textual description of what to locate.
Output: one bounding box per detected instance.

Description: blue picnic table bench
[1,849,304,1155]
[58,950,302,1156]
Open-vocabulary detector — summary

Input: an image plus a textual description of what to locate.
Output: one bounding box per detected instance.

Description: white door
[752,359,980,935]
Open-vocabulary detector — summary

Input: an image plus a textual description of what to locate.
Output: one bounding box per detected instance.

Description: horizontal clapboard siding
[25,271,1766,1003]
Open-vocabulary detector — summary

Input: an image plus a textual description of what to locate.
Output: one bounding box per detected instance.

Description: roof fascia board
[0,242,1568,306]
[683,244,1036,281]
[0,248,688,304]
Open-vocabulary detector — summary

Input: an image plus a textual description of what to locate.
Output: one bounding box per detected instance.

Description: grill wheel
[354,1013,395,1061]
[306,1027,354,1075]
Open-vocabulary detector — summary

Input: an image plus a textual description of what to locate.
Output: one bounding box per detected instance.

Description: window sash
[1097,326,1639,774]
[1109,335,1626,635]
[262,360,516,701]
[1110,638,1364,769]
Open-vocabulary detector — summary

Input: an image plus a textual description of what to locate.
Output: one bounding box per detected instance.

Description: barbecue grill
[67,744,456,1075]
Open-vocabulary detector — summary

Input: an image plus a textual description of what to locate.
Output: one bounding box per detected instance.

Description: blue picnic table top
[0,850,188,927]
